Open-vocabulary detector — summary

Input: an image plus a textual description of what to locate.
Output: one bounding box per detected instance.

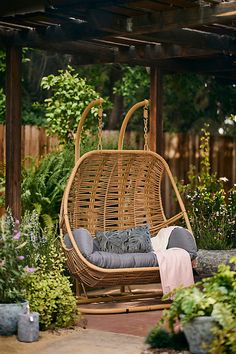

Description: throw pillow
[64,227,94,257]
[167,227,198,259]
[95,224,153,254]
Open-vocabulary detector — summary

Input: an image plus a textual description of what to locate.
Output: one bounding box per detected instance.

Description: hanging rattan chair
[60,98,192,314]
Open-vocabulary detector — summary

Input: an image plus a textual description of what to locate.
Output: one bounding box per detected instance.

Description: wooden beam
[0,1,45,16]
[87,2,236,34]
[117,43,216,61]
[1,27,219,64]
[159,55,236,73]
[125,28,236,54]
[150,67,163,155]
[5,46,22,220]
[71,42,215,65]
[2,4,236,56]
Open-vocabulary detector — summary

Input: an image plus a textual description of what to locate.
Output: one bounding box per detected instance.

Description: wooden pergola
[0,0,236,218]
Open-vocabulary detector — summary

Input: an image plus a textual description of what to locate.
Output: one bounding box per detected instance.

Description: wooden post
[149,66,163,155]
[5,46,22,220]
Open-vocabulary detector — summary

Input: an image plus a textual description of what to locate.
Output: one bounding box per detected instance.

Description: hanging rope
[143,101,149,151]
[97,102,103,150]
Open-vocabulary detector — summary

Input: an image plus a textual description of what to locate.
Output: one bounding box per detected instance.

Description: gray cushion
[167,227,198,260]
[88,251,158,269]
[64,228,94,257]
[95,224,153,254]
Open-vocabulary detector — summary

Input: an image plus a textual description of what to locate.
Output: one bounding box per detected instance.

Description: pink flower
[24,266,36,273]
[17,255,25,261]
[0,259,5,267]
[13,231,21,240]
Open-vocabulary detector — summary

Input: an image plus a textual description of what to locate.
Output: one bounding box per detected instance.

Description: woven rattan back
[63,150,168,237]
[61,99,192,244]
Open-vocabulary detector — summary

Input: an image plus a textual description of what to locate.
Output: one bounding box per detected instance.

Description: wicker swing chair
[60,98,192,314]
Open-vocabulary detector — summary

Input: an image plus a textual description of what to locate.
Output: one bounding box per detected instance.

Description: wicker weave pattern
[67,151,166,236]
[60,149,191,288]
[60,99,192,310]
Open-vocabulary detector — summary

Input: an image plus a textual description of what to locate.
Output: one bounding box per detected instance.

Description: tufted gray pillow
[95,224,153,254]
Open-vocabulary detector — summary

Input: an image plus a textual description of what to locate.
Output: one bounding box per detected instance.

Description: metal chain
[97,104,103,150]
[143,103,149,151]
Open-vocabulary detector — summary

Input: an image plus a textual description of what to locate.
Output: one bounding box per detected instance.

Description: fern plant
[21,146,74,226]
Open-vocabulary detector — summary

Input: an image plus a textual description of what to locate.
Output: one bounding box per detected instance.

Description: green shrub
[41,65,107,144]
[160,258,236,353]
[146,327,188,350]
[24,270,78,330]
[21,211,79,330]
[179,126,236,249]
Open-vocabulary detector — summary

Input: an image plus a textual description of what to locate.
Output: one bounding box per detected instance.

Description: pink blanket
[155,248,194,295]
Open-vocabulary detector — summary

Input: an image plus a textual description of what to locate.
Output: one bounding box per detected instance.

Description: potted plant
[158,258,236,354]
[0,211,34,335]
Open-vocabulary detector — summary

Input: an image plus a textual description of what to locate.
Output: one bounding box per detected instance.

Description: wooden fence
[0,126,235,216]
[0,125,59,168]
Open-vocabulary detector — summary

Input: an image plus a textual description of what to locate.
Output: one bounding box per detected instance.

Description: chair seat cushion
[88,251,158,269]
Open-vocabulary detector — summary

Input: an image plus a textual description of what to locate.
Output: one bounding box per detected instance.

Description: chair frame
[60,99,192,314]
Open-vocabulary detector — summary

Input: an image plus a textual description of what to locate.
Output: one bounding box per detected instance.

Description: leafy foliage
[0,50,5,74]
[114,66,150,107]
[0,88,5,122]
[21,146,74,225]
[24,270,78,330]
[17,210,79,330]
[114,67,236,135]
[0,210,35,303]
[22,223,79,330]
[160,258,236,353]
[41,65,105,143]
[179,126,236,249]
[0,48,47,126]
[146,328,188,350]
[164,74,209,133]
[113,66,150,129]
[20,209,55,269]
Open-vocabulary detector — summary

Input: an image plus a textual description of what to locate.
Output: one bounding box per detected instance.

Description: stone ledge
[196,249,236,277]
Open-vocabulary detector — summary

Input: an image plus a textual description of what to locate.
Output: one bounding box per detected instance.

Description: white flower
[219,177,228,182]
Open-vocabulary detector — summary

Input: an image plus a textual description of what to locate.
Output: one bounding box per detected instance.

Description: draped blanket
[152,226,195,294]
[155,248,194,295]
